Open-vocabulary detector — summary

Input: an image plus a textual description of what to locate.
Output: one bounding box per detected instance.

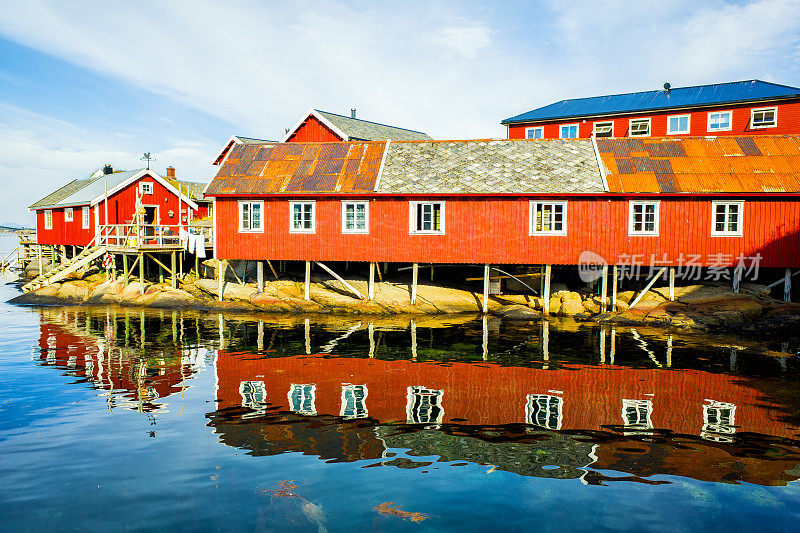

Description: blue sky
[0,0,799,224]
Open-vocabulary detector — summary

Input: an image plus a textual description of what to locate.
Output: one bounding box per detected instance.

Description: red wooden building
[30,167,201,247]
[205,135,800,285]
[503,80,800,140]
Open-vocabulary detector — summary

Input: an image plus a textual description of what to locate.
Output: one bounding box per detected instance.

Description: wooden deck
[98,224,213,254]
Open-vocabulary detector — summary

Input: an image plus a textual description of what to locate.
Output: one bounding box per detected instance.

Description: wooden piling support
[612,265,618,311]
[368,323,375,358]
[304,261,311,301]
[368,262,375,300]
[138,252,144,295]
[37,245,43,275]
[257,261,264,293]
[195,255,200,279]
[123,254,129,285]
[482,264,490,314]
[668,267,675,301]
[785,268,792,302]
[218,260,224,301]
[482,315,489,360]
[733,266,742,293]
[600,265,608,312]
[170,252,176,288]
[410,319,417,361]
[411,262,418,305]
[304,318,311,354]
[315,261,364,299]
[266,260,279,280]
[542,265,552,315]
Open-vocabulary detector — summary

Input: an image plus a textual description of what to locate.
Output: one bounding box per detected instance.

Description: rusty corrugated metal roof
[205,141,386,195]
[598,135,800,193]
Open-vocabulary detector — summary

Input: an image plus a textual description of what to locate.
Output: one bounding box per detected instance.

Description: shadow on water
[31,305,800,487]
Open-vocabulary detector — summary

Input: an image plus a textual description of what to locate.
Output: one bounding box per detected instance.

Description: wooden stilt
[600,265,608,313]
[610,327,616,365]
[123,254,129,285]
[315,261,364,299]
[733,266,742,293]
[543,265,552,315]
[599,328,606,363]
[411,262,418,304]
[171,252,176,288]
[37,245,43,275]
[482,315,489,361]
[785,268,792,302]
[368,262,375,300]
[612,265,618,311]
[257,321,264,351]
[430,265,434,282]
[266,260,279,280]
[257,261,264,293]
[179,252,183,279]
[668,267,675,301]
[195,255,200,279]
[629,267,667,309]
[542,320,550,366]
[218,260,224,301]
[666,335,673,367]
[368,323,375,358]
[304,318,311,355]
[304,261,311,301]
[376,262,383,282]
[410,319,417,361]
[482,264,490,314]
[138,253,144,295]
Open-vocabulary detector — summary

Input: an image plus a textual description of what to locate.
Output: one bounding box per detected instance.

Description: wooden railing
[97,224,213,249]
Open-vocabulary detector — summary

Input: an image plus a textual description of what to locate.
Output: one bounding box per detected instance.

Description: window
[593,121,614,138]
[406,386,444,425]
[621,399,653,434]
[525,394,563,430]
[139,181,154,195]
[44,210,52,230]
[629,201,659,235]
[207,204,213,218]
[751,107,777,128]
[702,400,736,443]
[711,201,743,236]
[342,201,368,233]
[65,207,73,222]
[288,383,317,416]
[239,381,267,418]
[239,201,263,232]
[340,384,368,419]
[290,201,315,233]
[667,114,690,134]
[525,127,544,139]
[409,201,444,234]
[530,201,567,235]
[629,118,650,137]
[560,124,579,139]
[82,207,90,229]
[707,111,732,132]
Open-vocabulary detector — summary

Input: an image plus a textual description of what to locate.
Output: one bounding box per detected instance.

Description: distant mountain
[0,222,32,230]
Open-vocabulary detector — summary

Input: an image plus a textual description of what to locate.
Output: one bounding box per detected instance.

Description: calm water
[3,262,800,531]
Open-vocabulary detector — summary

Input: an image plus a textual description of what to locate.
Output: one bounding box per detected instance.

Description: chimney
[102,164,113,175]
[351,108,357,119]
[166,166,175,178]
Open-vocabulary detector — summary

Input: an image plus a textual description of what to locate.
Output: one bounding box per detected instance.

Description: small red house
[281,108,432,143]
[503,80,800,140]
[204,135,800,272]
[30,167,201,247]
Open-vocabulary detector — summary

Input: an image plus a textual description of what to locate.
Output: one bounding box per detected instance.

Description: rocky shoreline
[8,268,800,335]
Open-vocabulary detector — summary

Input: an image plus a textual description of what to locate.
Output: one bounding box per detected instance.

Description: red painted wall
[508,100,800,139]
[286,115,344,142]
[35,172,198,246]
[213,196,800,267]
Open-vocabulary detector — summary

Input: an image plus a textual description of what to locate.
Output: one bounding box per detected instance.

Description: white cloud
[428,24,493,59]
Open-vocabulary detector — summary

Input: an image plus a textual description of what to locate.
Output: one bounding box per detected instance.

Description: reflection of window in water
[406,386,444,425]
[288,384,317,416]
[239,381,267,415]
[702,400,736,442]
[621,399,653,433]
[525,394,563,430]
[46,336,56,364]
[340,384,368,419]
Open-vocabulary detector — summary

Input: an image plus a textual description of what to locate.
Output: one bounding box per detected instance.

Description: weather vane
[140,152,155,170]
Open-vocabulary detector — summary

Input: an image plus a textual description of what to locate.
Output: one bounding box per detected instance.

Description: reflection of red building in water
[213,350,800,485]
[36,309,204,412]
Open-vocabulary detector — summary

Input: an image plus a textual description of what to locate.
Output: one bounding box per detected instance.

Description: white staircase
[23,246,106,292]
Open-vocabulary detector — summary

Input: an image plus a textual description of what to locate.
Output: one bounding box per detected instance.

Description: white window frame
[629,118,651,137]
[238,200,264,233]
[290,201,315,234]
[207,204,213,218]
[288,383,317,416]
[529,201,567,236]
[751,106,777,129]
[82,206,90,229]
[341,201,369,234]
[65,207,73,222]
[667,114,690,135]
[702,400,737,443]
[44,210,52,230]
[340,384,368,419]
[525,394,563,430]
[711,200,744,237]
[707,110,733,132]
[139,181,154,195]
[409,201,445,235]
[406,386,444,425]
[628,200,660,236]
[239,380,267,418]
[559,123,579,139]
[525,126,544,139]
[621,399,653,434]
[593,121,614,138]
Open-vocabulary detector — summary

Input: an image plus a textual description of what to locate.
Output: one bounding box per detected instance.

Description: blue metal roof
[501,80,800,124]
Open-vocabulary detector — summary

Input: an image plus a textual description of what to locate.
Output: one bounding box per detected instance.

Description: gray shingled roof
[178,180,209,201]
[29,178,96,209]
[30,169,147,209]
[378,139,604,193]
[316,110,432,142]
[236,135,275,144]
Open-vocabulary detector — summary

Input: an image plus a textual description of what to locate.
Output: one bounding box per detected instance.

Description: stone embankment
[9,271,800,334]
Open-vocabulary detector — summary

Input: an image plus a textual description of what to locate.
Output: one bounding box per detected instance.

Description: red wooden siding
[35,206,95,246]
[508,100,800,140]
[286,115,344,142]
[214,196,800,267]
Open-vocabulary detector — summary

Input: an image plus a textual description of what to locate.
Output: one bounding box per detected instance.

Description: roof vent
[351,108,357,119]
[102,164,113,175]
[663,82,671,94]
